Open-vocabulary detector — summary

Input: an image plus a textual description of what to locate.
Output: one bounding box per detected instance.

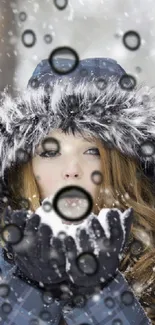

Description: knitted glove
[1,206,69,286]
[63,207,133,293]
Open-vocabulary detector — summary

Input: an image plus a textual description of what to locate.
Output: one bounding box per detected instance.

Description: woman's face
[32,128,102,219]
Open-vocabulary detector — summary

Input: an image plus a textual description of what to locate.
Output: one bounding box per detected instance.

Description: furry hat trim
[0,76,155,181]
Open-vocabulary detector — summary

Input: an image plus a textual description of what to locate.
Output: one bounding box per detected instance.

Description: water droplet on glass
[54,0,68,10]
[123,31,141,51]
[21,29,36,48]
[76,252,98,275]
[49,47,79,75]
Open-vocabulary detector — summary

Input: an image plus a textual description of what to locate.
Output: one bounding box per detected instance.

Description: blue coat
[0,247,152,325]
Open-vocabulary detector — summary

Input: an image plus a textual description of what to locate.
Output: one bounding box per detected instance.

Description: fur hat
[0,57,155,183]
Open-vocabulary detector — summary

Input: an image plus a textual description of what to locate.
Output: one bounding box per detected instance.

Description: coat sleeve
[62,270,152,325]
[0,247,65,325]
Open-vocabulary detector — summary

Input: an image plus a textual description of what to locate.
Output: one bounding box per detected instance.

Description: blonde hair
[2,135,155,323]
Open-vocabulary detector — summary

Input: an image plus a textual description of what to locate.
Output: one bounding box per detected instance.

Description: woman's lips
[65,198,80,206]
[62,198,83,224]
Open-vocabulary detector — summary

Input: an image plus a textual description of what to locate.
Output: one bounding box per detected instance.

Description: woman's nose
[63,163,82,179]
[64,171,79,179]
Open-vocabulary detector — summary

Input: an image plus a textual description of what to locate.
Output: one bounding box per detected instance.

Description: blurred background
[0,0,155,97]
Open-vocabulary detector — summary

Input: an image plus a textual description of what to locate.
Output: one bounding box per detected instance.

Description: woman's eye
[39,150,58,158]
[86,148,100,156]
[39,148,100,158]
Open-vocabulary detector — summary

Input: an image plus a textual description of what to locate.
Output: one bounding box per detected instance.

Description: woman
[0,57,155,324]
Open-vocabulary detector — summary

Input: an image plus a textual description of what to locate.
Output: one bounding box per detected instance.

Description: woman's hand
[63,207,133,290]
[1,205,133,296]
[1,207,69,286]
